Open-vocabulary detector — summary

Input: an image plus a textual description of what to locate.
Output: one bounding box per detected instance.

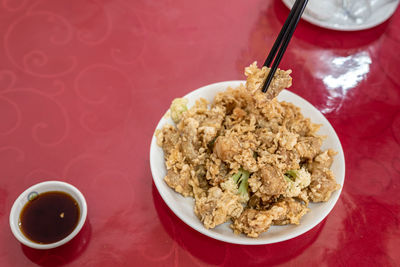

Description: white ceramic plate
[150,81,345,245]
[282,0,399,31]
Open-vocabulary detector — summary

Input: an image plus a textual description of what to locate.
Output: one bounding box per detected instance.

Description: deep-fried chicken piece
[195,187,243,229]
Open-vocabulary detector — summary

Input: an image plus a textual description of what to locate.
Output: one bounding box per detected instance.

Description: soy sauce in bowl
[19,191,80,244]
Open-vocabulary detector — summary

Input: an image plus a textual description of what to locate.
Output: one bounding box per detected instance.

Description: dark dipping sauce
[19,191,80,244]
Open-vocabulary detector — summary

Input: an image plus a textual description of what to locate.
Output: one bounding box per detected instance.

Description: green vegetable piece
[231,168,250,198]
[232,172,242,183]
[285,170,298,181]
[284,175,293,183]
[170,98,188,123]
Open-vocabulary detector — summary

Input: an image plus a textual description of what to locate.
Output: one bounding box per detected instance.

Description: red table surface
[0,0,399,266]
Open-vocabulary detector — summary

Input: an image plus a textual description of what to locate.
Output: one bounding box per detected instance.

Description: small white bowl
[150,81,345,245]
[9,181,87,249]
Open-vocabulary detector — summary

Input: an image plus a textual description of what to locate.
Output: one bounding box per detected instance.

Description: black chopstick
[261,0,308,93]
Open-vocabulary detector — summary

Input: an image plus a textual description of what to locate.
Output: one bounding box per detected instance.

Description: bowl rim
[150,80,345,245]
[9,180,88,249]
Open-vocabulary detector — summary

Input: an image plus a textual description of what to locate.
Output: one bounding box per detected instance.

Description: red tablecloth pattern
[0,0,399,266]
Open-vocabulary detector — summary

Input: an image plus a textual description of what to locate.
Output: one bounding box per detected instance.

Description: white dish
[150,81,345,245]
[282,0,399,31]
[9,181,87,249]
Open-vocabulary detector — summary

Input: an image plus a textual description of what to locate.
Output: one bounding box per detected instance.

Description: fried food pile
[156,62,340,237]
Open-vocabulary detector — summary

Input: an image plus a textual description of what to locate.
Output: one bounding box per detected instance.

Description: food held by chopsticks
[156,62,340,238]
